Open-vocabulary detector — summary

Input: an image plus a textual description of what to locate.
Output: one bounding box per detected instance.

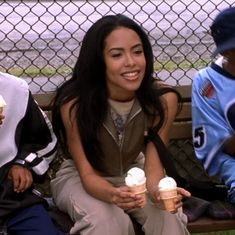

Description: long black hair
[52,14,165,169]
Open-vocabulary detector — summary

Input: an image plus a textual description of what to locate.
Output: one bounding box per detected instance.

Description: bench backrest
[170,85,192,140]
[33,85,192,140]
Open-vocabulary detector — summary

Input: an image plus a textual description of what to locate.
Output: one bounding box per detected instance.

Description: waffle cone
[159,189,177,212]
[128,183,146,195]
[128,183,147,208]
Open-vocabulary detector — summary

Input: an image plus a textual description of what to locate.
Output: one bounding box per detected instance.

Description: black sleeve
[14,92,57,177]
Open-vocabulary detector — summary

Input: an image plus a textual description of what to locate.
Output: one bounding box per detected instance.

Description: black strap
[147,129,186,187]
[147,129,229,200]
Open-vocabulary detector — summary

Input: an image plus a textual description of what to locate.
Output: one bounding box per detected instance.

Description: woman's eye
[111,53,122,58]
[111,52,121,57]
[134,49,143,55]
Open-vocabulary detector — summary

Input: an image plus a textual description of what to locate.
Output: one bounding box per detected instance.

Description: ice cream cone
[128,183,147,207]
[125,167,147,208]
[158,177,178,212]
[0,95,6,114]
[159,188,177,212]
[128,183,146,194]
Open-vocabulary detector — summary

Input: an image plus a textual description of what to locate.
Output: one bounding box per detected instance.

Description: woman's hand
[153,187,191,213]
[172,187,191,211]
[111,186,146,210]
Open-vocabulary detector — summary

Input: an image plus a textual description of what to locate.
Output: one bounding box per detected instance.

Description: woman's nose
[124,54,135,66]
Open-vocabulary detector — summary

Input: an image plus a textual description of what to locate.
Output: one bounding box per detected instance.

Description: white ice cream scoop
[125,167,146,187]
[158,176,177,191]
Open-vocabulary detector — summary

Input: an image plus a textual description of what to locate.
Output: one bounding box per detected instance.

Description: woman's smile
[121,70,140,81]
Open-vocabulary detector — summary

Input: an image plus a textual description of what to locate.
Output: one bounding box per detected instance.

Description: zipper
[103,123,124,174]
[119,130,125,175]
[103,106,142,175]
[118,108,141,175]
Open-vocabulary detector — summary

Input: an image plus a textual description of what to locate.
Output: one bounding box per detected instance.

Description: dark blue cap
[210,6,235,58]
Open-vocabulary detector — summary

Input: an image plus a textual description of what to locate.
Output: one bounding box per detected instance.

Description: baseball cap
[210,6,235,58]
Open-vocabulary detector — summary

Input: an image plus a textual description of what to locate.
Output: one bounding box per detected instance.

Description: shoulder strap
[147,129,186,187]
[147,129,229,200]
[147,129,217,189]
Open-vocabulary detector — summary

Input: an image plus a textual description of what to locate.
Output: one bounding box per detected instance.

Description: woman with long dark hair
[51,14,190,235]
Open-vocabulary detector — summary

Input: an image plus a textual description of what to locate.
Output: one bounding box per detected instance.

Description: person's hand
[111,186,146,210]
[0,113,5,125]
[8,165,33,193]
[172,187,191,211]
[154,187,191,213]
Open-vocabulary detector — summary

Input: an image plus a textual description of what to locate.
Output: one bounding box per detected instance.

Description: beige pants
[51,159,189,235]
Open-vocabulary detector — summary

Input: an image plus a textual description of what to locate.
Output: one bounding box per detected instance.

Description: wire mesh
[0,0,234,93]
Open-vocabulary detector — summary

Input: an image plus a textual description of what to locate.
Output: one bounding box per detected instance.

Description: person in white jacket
[0,72,64,235]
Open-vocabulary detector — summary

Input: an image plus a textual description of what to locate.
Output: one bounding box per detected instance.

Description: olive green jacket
[98,99,150,176]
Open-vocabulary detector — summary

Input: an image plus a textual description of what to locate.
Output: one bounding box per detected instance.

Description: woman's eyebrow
[108,43,143,52]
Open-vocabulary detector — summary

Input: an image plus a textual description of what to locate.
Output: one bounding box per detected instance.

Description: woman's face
[103,27,146,101]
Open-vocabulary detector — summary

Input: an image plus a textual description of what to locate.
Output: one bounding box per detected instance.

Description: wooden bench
[33,85,235,234]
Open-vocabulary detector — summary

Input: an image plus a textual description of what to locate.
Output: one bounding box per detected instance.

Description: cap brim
[212,37,235,58]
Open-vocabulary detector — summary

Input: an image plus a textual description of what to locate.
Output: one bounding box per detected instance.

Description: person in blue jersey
[192,6,235,203]
[0,72,64,235]
[51,14,190,235]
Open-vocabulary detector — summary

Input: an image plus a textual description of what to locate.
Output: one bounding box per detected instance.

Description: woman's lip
[122,71,140,80]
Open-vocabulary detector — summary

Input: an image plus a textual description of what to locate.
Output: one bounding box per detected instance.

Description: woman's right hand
[111,186,146,210]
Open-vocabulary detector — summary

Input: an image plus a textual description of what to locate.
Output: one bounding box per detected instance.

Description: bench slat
[175,103,191,121]
[188,216,235,233]
[175,85,191,102]
[33,93,55,110]
[170,122,192,139]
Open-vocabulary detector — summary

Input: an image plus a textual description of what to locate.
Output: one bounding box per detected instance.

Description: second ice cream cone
[158,177,178,212]
[159,189,177,212]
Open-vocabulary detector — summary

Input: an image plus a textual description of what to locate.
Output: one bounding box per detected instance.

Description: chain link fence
[0,0,234,93]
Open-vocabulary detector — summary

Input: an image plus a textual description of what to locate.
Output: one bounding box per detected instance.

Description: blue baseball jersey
[192,58,235,188]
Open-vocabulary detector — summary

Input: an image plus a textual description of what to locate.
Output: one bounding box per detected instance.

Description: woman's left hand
[153,187,191,213]
[173,187,191,210]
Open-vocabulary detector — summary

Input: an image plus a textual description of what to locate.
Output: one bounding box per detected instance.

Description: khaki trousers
[51,159,189,235]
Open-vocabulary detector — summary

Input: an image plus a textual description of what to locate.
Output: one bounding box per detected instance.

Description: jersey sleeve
[15,92,57,176]
[192,72,232,177]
